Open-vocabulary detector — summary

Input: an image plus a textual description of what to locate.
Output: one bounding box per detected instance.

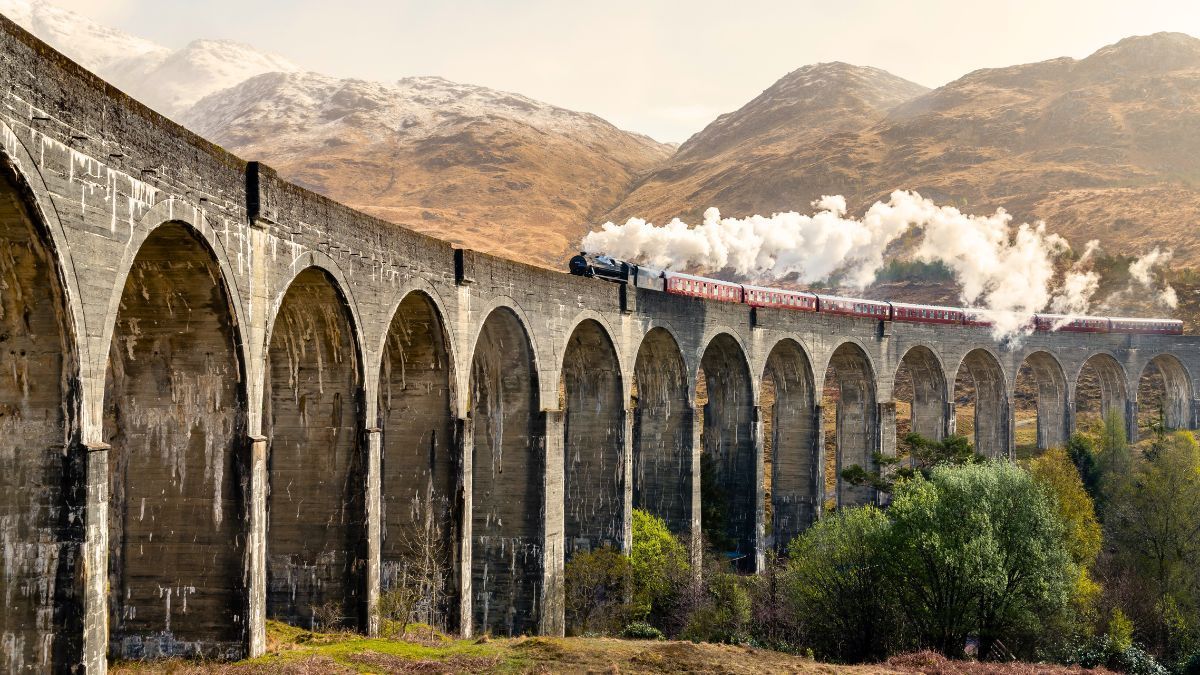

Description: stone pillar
[944,400,957,438]
[456,415,473,638]
[621,408,634,555]
[541,410,565,636]
[246,434,268,658]
[752,405,765,572]
[82,441,110,675]
[687,405,703,574]
[365,427,382,637]
[876,402,897,505]
[1126,398,1139,444]
[813,403,825,520]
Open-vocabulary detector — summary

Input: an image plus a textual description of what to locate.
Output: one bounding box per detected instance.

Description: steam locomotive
[568,253,1182,335]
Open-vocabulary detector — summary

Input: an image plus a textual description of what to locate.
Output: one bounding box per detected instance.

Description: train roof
[815,293,889,304]
[1107,316,1181,323]
[742,283,816,294]
[662,270,739,283]
[890,301,964,312]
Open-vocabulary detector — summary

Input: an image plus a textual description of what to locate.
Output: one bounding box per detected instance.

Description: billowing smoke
[1129,248,1178,309]
[583,190,1175,338]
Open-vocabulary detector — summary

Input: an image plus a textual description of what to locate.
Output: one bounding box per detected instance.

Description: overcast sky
[51,0,1200,143]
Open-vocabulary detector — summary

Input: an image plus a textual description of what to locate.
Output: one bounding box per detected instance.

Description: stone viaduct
[1,17,1198,673]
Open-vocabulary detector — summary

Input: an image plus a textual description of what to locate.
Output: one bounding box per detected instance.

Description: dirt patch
[884,651,1116,674]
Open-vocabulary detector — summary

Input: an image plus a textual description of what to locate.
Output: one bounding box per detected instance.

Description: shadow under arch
[630,326,693,540]
[264,266,366,631]
[1137,353,1193,434]
[823,342,878,507]
[377,289,459,630]
[102,220,250,658]
[0,158,85,668]
[697,332,756,570]
[1014,351,1070,451]
[1074,352,1128,436]
[761,338,817,552]
[468,305,543,637]
[560,318,625,558]
[894,345,949,442]
[954,348,1010,459]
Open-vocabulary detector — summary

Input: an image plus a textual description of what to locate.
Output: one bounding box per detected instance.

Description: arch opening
[822,343,878,508]
[0,169,81,669]
[560,320,624,559]
[1137,354,1192,435]
[266,268,364,631]
[1013,352,1069,455]
[893,346,948,444]
[630,328,692,538]
[104,222,247,659]
[469,308,542,636]
[762,340,816,553]
[954,349,1009,459]
[378,292,457,630]
[698,334,756,570]
[1074,353,1128,436]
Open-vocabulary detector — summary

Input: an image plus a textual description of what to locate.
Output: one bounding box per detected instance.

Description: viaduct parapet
[0,17,1196,672]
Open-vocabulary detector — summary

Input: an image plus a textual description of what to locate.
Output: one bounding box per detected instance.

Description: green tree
[630,509,690,626]
[1105,431,1200,659]
[564,546,633,635]
[842,433,981,495]
[1065,433,1102,505]
[783,506,898,662]
[889,462,1076,659]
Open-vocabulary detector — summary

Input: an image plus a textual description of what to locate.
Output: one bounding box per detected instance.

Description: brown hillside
[607,32,1200,270]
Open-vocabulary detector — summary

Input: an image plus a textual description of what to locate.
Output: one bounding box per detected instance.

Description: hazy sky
[52,0,1200,142]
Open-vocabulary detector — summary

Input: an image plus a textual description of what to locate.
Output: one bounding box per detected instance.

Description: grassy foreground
[110,621,1115,674]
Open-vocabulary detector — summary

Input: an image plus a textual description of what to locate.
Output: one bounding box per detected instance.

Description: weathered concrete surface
[1,16,1200,672]
[104,222,247,659]
[265,268,364,631]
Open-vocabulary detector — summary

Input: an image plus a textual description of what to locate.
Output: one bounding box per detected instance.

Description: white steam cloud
[583,190,1176,338]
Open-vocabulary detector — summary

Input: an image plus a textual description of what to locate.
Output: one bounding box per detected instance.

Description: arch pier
[0,21,1198,670]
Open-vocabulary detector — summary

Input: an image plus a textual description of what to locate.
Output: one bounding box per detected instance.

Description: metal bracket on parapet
[880,319,893,339]
[749,307,760,328]
[454,249,475,286]
[246,162,279,230]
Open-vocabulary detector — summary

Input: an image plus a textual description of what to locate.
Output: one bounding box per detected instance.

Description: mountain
[0,0,296,118]
[608,33,1200,268]
[106,39,300,116]
[610,63,930,226]
[182,73,672,264]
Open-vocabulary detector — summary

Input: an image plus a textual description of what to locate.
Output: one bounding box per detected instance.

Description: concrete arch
[374,281,459,374]
[468,306,543,636]
[463,295,543,410]
[698,332,757,569]
[630,326,693,539]
[102,220,248,659]
[761,338,818,551]
[265,265,366,631]
[692,325,754,403]
[1015,351,1070,450]
[954,348,1010,459]
[377,288,458,630]
[824,341,878,507]
[555,309,627,400]
[814,336,877,395]
[894,345,950,441]
[265,252,365,360]
[0,157,84,669]
[1137,353,1193,432]
[560,319,625,559]
[1073,352,1129,434]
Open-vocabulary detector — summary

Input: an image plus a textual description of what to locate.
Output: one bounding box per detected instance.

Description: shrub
[378,585,420,637]
[630,509,690,627]
[784,505,897,662]
[564,546,633,636]
[680,563,751,645]
[621,620,665,640]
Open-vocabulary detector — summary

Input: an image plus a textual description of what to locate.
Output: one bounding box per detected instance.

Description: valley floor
[110,623,1115,674]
